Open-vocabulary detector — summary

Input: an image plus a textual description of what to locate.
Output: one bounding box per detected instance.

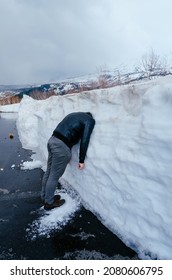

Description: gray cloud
[0,0,172,84]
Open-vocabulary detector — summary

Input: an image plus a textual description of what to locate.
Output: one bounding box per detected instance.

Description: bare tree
[135,49,170,78]
[141,49,160,72]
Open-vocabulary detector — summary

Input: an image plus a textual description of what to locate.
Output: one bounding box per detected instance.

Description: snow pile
[0,103,19,119]
[26,185,81,240]
[15,75,172,259]
[0,103,20,112]
[20,160,42,170]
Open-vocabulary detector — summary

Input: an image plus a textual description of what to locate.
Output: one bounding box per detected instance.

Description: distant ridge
[1,69,172,105]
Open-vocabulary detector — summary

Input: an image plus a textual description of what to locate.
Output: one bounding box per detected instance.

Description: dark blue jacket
[53,112,95,163]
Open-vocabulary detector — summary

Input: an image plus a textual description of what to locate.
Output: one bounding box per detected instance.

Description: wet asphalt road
[0,115,138,260]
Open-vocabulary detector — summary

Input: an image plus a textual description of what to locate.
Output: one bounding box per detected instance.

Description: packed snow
[26,185,81,240]
[1,75,172,260]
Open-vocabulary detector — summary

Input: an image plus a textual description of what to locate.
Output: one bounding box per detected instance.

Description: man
[41,112,95,210]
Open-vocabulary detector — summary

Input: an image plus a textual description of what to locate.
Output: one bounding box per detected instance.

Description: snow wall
[17,76,172,259]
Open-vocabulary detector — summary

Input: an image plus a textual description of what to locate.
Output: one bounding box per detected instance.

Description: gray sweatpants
[41,136,71,204]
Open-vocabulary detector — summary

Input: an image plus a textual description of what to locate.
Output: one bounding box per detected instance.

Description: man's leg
[44,137,71,205]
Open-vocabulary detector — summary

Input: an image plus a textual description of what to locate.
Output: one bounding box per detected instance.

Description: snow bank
[0,103,19,119]
[16,75,172,259]
[0,103,20,113]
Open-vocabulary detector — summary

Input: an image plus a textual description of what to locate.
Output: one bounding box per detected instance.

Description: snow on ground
[20,160,42,170]
[0,103,19,119]
[0,103,20,112]
[26,184,81,240]
[1,75,172,259]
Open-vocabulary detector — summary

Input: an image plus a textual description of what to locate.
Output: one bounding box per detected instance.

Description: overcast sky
[0,0,172,85]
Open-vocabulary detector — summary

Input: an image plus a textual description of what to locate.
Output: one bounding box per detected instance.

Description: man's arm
[79,118,95,166]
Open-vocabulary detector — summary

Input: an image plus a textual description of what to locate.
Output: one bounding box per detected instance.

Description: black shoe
[44,199,65,210]
[41,194,61,204]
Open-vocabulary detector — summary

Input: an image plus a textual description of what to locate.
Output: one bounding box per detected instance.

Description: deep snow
[1,75,172,259]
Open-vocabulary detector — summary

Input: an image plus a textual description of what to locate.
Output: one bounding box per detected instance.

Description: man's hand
[78,163,85,170]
